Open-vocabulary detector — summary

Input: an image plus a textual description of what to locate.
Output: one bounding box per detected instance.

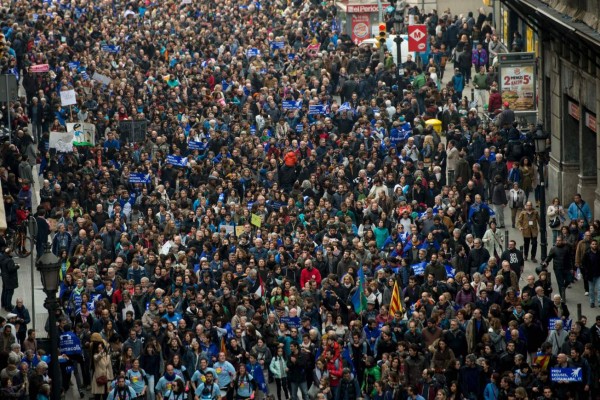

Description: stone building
[500,0,600,216]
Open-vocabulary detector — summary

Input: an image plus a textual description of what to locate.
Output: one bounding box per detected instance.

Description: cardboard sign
[92,72,112,86]
[60,89,77,106]
[49,131,74,152]
[67,122,96,146]
[251,214,262,227]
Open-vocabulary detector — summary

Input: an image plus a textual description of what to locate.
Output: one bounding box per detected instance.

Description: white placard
[92,72,112,86]
[60,89,77,106]
[49,131,74,152]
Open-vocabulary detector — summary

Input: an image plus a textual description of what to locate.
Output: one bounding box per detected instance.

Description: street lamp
[36,244,62,400]
[534,126,549,260]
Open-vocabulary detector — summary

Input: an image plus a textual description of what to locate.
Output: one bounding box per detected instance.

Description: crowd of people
[0,0,599,400]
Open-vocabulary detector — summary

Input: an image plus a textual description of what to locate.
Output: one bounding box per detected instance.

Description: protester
[0,1,598,400]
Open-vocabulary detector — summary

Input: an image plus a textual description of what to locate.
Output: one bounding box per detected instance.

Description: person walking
[508,183,526,229]
[0,249,19,311]
[517,201,540,263]
[582,239,600,308]
[547,197,566,244]
[542,236,573,301]
[490,176,508,228]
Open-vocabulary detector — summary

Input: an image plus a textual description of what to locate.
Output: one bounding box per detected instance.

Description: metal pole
[576,303,582,320]
[29,216,37,331]
[47,295,62,400]
[538,156,548,260]
[5,74,11,143]
[377,0,383,26]
[504,229,509,251]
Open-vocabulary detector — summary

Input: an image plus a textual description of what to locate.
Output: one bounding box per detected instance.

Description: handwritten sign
[92,72,112,86]
[60,89,77,106]
[49,131,74,152]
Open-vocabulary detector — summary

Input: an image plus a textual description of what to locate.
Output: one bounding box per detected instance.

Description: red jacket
[326,358,343,387]
[489,92,503,114]
[300,266,322,288]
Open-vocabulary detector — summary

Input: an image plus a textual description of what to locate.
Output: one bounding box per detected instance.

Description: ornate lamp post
[36,244,62,400]
[533,127,549,260]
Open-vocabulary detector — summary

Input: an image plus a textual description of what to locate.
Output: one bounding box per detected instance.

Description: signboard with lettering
[498,52,537,112]
[585,111,596,132]
[550,368,582,382]
[568,101,580,120]
[408,25,427,52]
[548,318,571,331]
[351,14,370,44]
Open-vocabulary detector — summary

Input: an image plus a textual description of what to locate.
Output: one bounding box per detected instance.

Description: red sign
[586,112,597,132]
[568,100,580,120]
[346,3,389,13]
[30,64,49,73]
[351,14,370,44]
[408,25,427,52]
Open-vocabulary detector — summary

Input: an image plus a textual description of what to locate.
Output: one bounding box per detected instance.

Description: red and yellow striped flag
[220,336,227,356]
[389,280,403,317]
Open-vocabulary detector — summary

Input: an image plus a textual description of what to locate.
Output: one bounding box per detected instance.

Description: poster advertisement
[498,52,536,112]
[351,14,370,44]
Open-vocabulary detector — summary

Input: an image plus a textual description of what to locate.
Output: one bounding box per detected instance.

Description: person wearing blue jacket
[567,193,592,229]
[483,372,499,400]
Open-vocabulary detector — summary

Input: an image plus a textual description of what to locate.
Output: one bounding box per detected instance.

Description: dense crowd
[0,1,599,400]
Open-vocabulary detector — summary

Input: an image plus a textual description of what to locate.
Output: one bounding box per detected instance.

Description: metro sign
[408,25,427,52]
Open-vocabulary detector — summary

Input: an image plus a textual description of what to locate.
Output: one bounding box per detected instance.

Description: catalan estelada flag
[220,336,227,356]
[534,352,551,371]
[389,280,403,317]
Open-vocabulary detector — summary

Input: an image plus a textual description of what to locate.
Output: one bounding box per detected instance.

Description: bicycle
[6,224,32,258]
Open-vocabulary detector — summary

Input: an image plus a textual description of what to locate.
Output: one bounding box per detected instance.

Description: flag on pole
[389,280,403,317]
[220,336,228,356]
[254,276,265,298]
[351,267,367,314]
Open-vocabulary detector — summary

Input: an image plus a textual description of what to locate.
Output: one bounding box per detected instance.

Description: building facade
[500,0,600,217]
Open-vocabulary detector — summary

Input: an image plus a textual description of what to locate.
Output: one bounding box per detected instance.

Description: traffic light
[378,23,387,48]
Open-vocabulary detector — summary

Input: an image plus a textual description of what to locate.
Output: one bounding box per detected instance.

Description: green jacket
[472,73,489,90]
[362,365,381,395]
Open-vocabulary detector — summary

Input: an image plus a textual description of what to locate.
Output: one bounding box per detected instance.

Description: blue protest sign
[288,54,295,61]
[188,141,206,151]
[550,368,582,382]
[129,173,151,184]
[280,316,301,329]
[411,261,426,276]
[166,155,188,167]
[308,104,326,115]
[101,44,121,53]
[296,124,304,132]
[59,332,83,356]
[445,264,456,278]
[548,318,571,331]
[270,41,285,50]
[250,125,256,135]
[246,48,260,58]
[282,100,302,110]
[68,61,80,70]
